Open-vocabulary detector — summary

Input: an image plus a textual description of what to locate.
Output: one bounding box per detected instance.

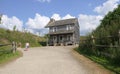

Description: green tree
[13,25,16,31]
[78,5,120,65]
[0,14,2,24]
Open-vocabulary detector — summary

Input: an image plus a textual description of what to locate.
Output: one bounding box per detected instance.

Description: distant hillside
[0,28,45,47]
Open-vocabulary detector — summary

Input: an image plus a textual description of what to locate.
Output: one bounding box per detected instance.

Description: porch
[48,34,74,46]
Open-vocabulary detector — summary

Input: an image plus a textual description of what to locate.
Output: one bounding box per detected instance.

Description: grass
[0,28,45,47]
[75,48,120,74]
[0,50,22,65]
[88,56,120,74]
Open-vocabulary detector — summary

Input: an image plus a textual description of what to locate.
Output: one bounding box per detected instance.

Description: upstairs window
[66,25,72,30]
[53,27,57,32]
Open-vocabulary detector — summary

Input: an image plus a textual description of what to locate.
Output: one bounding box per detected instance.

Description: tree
[13,25,16,31]
[0,14,2,24]
[79,4,120,59]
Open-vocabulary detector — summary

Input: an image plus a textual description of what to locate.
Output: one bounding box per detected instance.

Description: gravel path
[0,46,112,74]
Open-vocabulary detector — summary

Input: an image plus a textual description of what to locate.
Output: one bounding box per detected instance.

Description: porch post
[73,33,75,45]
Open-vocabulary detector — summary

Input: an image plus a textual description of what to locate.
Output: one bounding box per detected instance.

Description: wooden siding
[46,18,80,46]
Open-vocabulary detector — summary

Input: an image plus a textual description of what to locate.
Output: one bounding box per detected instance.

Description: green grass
[0,28,46,47]
[0,50,22,65]
[75,48,120,74]
[0,45,22,66]
[88,56,120,74]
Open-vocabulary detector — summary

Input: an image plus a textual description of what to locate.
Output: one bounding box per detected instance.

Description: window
[67,35,71,41]
[52,27,54,32]
[53,36,57,42]
[50,27,52,32]
[53,27,57,32]
[66,25,72,30]
[66,25,69,30]
[55,27,57,32]
[59,35,63,41]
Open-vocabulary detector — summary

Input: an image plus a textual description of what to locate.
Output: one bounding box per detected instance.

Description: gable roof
[45,18,78,28]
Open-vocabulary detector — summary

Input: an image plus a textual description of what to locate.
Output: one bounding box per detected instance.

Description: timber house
[45,18,80,46]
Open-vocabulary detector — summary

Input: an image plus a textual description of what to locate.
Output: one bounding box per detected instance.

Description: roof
[45,18,78,28]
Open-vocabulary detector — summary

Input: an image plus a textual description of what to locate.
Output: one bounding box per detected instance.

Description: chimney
[50,18,55,23]
[45,18,55,28]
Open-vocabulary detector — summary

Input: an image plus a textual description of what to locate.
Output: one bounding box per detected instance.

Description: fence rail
[79,31,120,58]
[0,41,17,53]
[95,45,119,48]
[0,44,11,46]
[80,32,120,48]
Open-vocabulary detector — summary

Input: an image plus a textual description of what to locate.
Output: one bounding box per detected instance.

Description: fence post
[12,41,16,53]
[118,30,120,46]
[15,42,17,52]
[91,35,95,45]
[46,37,49,46]
[91,35,95,44]
[91,35,96,53]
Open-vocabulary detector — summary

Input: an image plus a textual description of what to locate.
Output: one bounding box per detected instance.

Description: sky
[0,0,120,36]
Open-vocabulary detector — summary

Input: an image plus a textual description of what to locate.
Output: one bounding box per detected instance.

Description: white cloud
[51,13,61,20]
[94,0,119,15]
[37,0,51,3]
[26,13,50,29]
[62,14,75,19]
[0,15,23,31]
[78,14,103,35]
[25,13,103,36]
[25,13,75,36]
[26,13,50,36]
[79,0,120,35]
[51,14,75,20]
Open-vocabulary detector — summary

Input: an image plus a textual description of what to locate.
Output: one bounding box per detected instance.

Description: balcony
[49,29,74,35]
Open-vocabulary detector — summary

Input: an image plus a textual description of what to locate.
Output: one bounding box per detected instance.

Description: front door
[59,35,64,43]
[53,36,57,43]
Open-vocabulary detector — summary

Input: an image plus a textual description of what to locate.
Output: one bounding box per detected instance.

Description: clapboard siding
[45,18,80,46]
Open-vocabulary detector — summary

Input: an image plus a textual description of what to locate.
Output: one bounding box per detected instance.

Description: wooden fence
[80,31,120,47]
[0,41,17,53]
[79,31,120,58]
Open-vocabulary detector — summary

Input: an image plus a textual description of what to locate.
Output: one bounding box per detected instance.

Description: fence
[0,41,17,53]
[79,31,120,58]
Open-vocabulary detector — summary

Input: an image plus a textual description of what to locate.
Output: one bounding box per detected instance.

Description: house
[45,18,80,46]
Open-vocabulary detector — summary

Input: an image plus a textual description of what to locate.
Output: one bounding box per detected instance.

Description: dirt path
[0,46,112,74]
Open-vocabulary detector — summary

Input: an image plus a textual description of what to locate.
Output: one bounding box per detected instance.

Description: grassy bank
[75,48,120,74]
[0,28,46,47]
[0,50,22,65]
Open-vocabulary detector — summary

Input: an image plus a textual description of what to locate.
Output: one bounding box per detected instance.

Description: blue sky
[0,0,106,21]
[0,0,120,36]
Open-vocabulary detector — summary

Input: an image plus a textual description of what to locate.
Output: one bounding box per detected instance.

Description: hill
[0,28,45,47]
